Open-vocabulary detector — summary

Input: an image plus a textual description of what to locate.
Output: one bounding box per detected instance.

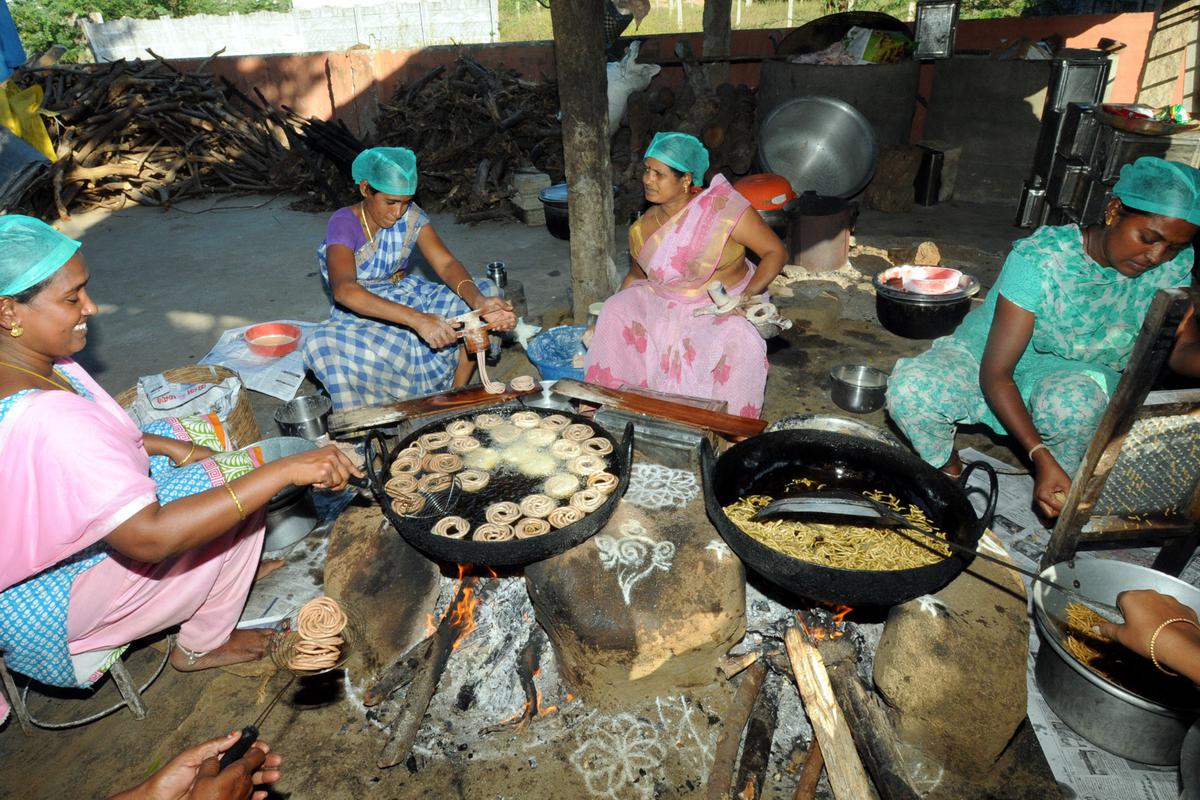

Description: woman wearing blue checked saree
[303,148,516,411]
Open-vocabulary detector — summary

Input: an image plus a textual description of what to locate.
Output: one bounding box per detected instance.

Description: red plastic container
[734,173,797,210]
[244,322,301,358]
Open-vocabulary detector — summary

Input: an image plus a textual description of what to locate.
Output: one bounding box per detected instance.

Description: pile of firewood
[375,54,565,223]
[9,52,291,218]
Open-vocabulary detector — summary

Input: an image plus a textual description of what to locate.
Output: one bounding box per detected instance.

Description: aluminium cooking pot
[365,404,634,567]
[700,430,997,606]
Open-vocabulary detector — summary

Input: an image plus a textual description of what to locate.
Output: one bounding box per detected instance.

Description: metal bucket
[245,436,321,550]
[274,394,332,440]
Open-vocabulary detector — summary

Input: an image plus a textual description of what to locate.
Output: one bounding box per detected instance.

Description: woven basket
[114,364,261,449]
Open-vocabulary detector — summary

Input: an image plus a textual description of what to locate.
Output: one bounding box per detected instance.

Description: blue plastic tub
[526,324,587,381]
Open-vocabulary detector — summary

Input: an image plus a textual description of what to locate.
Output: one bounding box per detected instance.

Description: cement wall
[83,0,499,60]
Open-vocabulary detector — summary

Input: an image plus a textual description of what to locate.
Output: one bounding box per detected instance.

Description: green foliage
[10,0,293,63]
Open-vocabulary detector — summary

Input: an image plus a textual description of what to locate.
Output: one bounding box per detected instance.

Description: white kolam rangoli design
[623,463,700,511]
[594,519,676,605]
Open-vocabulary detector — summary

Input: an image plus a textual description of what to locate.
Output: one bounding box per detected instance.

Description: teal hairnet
[0,215,80,297]
[1113,157,1200,226]
[645,132,709,186]
[351,147,419,195]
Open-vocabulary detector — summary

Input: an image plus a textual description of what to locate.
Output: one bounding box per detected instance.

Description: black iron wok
[701,430,997,606]
[365,404,633,567]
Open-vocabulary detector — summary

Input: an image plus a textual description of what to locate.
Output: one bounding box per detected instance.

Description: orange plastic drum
[733,173,797,211]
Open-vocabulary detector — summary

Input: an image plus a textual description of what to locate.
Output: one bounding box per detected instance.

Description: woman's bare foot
[256,558,286,581]
[941,451,964,479]
[170,629,275,672]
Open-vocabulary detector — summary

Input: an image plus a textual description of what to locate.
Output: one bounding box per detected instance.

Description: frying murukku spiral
[392,493,427,516]
[515,518,551,539]
[551,439,582,460]
[540,414,571,431]
[522,428,558,449]
[544,473,581,499]
[446,419,476,437]
[519,494,557,519]
[418,432,451,451]
[511,411,542,429]
[390,454,422,475]
[509,376,537,392]
[456,469,491,492]
[548,506,584,528]
[562,423,594,442]
[570,454,607,476]
[464,447,500,471]
[587,471,619,494]
[570,488,606,513]
[473,523,515,542]
[485,501,522,525]
[489,423,522,444]
[449,436,481,454]
[432,516,471,539]
[423,452,463,474]
[581,437,614,456]
[384,474,418,497]
[397,444,425,460]
[474,413,504,429]
[417,472,453,493]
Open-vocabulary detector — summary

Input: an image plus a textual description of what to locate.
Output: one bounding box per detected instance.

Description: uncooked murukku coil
[509,375,536,392]
[570,454,607,476]
[384,473,418,497]
[544,473,581,499]
[570,488,606,513]
[418,431,451,451]
[474,413,504,429]
[392,493,426,516]
[449,436,481,454]
[515,518,551,539]
[551,439,582,460]
[417,472,453,493]
[488,423,522,444]
[539,414,571,431]
[523,428,557,449]
[519,494,556,518]
[432,516,471,539]
[587,471,619,494]
[390,454,422,475]
[581,437,614,456]
[547,506,584,528]
[485,501,522,525]
[457,469,491,492]
[473,523,514,542]
[289,596,348,671]
[562,423,594,442]
[511,411,542,429]
[423,452,463,474]
[446,419,476,437]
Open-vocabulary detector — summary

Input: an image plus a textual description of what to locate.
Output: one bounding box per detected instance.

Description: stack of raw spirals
[287,596,347,671]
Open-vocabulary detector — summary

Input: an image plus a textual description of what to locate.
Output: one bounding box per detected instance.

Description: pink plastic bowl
[245,322,301,358]
[895,266,963,295]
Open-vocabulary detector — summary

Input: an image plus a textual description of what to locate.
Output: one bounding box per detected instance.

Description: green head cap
[645,131,709,187]
[0,215,81,297]
[351,147,419,196]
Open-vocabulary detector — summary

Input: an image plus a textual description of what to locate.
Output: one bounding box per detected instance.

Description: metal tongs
[751,490,1124,623]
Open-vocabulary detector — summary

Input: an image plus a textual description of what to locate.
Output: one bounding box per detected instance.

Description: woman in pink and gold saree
[584,132,787,418]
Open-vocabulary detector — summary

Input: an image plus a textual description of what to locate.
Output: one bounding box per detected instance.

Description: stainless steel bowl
[758,96,879,199]
[829,365,888,414]
[274,394,332,440]
[1033,559,1200,765]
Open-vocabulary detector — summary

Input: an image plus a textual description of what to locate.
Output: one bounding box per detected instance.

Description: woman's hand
[1032,449,1071,517]
[478,297,516,332]
[413,312,458,350]
[1096,590,1200,683]
[110,731,282,800]
[280,444,363,491]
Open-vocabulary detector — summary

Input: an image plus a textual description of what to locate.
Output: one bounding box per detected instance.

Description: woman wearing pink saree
[584,132,786,418]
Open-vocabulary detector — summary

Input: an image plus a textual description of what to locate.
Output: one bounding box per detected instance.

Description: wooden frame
[1042,288,1200,571]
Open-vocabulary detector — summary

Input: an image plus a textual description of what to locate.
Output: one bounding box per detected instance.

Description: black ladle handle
[362,429,390,499]
[218,724,259,770]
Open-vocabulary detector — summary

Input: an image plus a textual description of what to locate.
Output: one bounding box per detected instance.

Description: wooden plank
[329,383,541,436]
[706,660,768,800]
[784,627,877,800]
[551,379,768,440]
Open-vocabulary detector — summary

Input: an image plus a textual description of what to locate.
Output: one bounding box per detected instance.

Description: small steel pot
[873,265,981,340]
[274,394,332,440]
[244,436,321,550]
[829,365,888,413]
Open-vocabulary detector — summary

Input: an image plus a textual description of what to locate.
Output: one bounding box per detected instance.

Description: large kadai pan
[365,404,633,567]
[701,430,997,606]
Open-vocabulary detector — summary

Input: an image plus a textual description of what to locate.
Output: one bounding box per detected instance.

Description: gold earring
[9,325,22,338]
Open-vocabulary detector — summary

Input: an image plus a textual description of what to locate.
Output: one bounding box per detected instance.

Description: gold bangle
[1149,617,1200,676]
[454,278,477,297]
[177,442,197,466]
[224,483,246,520]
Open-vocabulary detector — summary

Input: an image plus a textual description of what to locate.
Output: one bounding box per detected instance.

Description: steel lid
[874,265,981,305]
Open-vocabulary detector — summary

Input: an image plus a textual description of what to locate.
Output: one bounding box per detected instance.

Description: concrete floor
[0,192,1039,798]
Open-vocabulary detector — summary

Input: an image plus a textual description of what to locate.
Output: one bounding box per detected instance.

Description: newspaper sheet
[959,448,1184,799]
[199,319,321,401]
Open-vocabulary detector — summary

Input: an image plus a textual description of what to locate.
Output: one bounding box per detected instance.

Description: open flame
[448,566,479,650]
[798,604,853,641]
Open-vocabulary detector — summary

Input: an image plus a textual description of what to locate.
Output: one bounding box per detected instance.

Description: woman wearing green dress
[887,157,1200,518]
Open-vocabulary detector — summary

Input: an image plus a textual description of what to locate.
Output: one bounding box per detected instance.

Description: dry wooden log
[707,660,768,800]
[793,739,825,800]
[826,663,920,800]
[734,676,779,800]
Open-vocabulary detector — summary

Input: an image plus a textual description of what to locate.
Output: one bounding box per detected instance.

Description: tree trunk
[703,0,734,87]
[550,0,614,322]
